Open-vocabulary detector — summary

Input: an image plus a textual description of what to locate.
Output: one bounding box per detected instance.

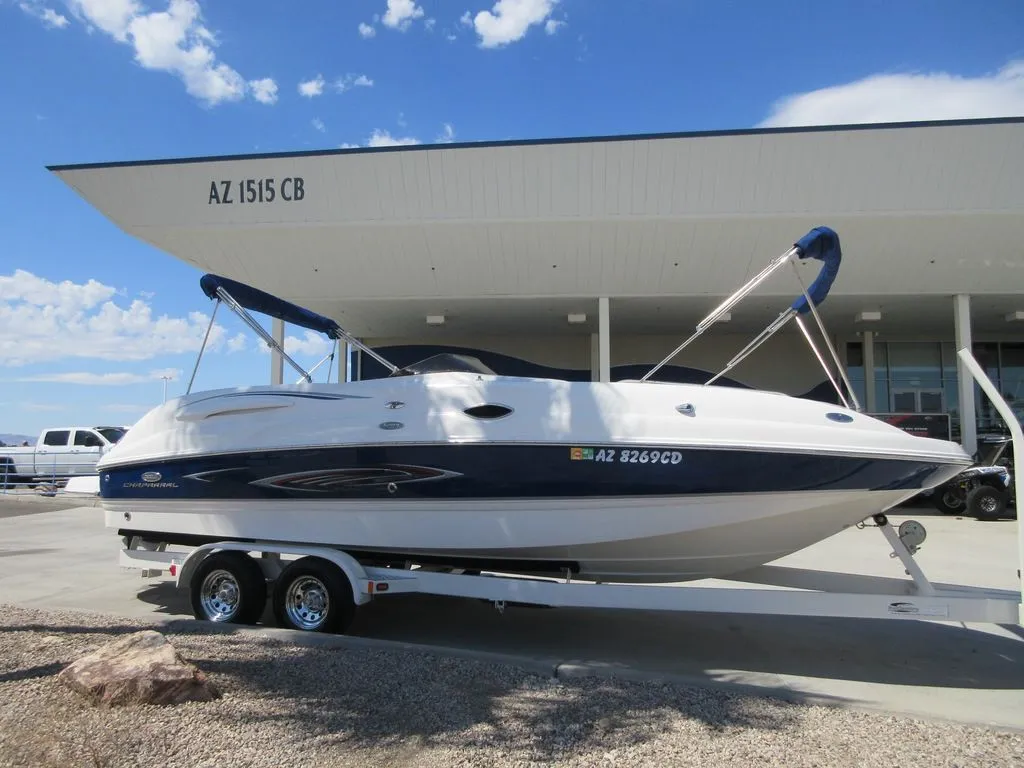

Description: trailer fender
[175,543,374,606]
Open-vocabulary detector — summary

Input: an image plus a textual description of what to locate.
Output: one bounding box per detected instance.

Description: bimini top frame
[188,227,855,403]
[185,274,400,394]
[642,226,861,411]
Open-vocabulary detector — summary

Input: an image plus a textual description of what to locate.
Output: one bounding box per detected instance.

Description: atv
[931,434,1015,520]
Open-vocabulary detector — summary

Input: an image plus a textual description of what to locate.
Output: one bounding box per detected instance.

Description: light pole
[160,375,172,403]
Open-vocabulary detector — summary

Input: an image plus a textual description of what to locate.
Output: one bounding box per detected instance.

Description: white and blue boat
[97,228,972,583]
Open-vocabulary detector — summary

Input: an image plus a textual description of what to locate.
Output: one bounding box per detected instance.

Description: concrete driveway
[1,495,1022,730]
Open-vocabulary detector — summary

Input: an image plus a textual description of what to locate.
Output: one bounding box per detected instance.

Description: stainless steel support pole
[215,287,312,383]
[795,316,850,409]
[186,299,220,395]
[642,247,800,382]
[957,347,1024,625]
[789,259,861,411]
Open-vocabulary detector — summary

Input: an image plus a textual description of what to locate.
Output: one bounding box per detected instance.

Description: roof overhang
[50,117,1024,337]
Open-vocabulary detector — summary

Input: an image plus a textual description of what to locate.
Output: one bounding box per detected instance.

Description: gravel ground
[1,604,1021,768]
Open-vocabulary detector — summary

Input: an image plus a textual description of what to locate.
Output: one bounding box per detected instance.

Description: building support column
[954,294,977,456]
[598,297,611,383]
[336,341,350,383]
[863,330,876,412]
[270,318,284,385]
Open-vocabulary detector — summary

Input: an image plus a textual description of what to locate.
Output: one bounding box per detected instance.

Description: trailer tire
[189,551,267,625]
[272,557,355,634]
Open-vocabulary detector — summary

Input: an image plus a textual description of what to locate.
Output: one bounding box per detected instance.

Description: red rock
[58,630,220,706]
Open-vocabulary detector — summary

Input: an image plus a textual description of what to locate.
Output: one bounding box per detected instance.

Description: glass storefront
[847,340,1024,437]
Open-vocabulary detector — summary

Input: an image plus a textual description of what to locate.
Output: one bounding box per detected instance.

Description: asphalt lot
[1,494,1022,731]
[0,496,83,519]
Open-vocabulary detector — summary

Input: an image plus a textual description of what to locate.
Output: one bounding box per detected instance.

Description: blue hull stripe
[100,444,952,501]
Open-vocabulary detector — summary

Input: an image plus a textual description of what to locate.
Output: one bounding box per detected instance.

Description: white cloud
[0,270,235,366]
[67,0,140,41]
[424,17,435,32]
[41,6,69,27]
[0,269,115,312]
[338,124,453,149]
[367,129,421,147]
[760,59,1024,128]
[19,3,70,28]
[285,331,334,358]
[336,73,374,92]
[248,77,278,105]
[311,117,325,132]
[151,367,180,381]
[17,368,183,386]
[358,21,375,38]
[255,329,333,358]
[544,18,563,35]
[382,0,423,31]
[138,290,156,299]
[436,122,455,143]
[62,0,261,106]
[226,332,247,353]
[298,74,325,97]
[467,0,558,48]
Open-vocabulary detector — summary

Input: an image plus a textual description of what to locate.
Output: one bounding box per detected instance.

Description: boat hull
[97,374,972,583]
[107,488,922,582]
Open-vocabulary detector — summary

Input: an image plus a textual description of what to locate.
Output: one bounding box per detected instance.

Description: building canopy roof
[50,118,1024,337]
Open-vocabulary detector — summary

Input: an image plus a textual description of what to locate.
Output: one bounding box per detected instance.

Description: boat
[96,227,972,583]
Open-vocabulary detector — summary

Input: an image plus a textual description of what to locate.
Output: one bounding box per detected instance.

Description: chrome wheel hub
[200,569,240,621]
[285,576,330,630]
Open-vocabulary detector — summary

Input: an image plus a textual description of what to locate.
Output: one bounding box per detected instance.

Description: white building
[50,116,1024,453]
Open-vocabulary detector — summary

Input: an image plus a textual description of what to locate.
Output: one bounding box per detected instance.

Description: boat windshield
[96,427,127,444]
[389,353,498,377]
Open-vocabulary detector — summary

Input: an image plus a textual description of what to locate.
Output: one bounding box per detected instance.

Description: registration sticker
[570,447,682,464]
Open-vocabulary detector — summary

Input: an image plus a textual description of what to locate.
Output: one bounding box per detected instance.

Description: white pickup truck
[0,426,128,480]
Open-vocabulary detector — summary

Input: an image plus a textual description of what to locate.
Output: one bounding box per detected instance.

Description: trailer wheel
[272,557,355,634]
[966,485,1009,521]
[189,551,267,625]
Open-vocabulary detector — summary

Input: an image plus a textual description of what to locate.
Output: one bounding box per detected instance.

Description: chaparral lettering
[207,177,303,204]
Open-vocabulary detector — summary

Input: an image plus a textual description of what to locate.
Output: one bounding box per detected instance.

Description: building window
[844,340,889,412]
[888,342,943,413]
[845,340,1022,438]
[997,342,1024,429]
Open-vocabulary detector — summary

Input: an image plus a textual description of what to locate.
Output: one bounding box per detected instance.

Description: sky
[1,0,1023,439]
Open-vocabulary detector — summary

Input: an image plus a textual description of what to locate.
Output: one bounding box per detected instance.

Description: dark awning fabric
[200,273,342,338]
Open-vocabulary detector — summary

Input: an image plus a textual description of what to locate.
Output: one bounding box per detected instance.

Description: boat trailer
[120,503,1021,633]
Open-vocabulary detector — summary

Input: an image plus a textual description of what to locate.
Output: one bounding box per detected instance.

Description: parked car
[931,434,1015,520]
[0,426,127,483]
